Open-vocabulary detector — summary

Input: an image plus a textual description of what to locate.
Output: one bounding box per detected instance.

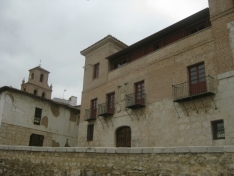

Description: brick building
[78,0,234,147]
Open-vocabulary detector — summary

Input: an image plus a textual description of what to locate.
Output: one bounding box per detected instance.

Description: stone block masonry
[0,145,234,175]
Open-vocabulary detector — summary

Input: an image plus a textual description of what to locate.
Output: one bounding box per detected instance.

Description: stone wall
[0,145,234,176]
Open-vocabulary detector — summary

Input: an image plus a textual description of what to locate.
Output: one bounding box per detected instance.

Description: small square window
[212,120,225,140]
[93,63,99,79]
[34,108,42,125]
[87,124,94,141]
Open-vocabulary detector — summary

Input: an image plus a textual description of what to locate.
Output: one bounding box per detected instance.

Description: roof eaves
[106,8,210,61]
[29,66,50,73]
[80,35,128,56]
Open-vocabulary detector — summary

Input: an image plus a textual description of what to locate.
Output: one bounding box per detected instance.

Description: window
[189,63,206,95]
[34,107,42,125]
[31,73,34,79]
[42,92,45,98]
[93,63,99,79]
[23,88,26,92]
[135,81,145,105]
[212,120,225,140]
[114,58,127,69]
[29,134,44,146]
[87,124,94,141]
[40,74,44,82]
[34,89,38,95]
[91,99,97,119]
[116,126,131,147]
[107,92,115,114]
[187,21,208,35]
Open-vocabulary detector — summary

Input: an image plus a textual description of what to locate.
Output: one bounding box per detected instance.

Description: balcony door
[107,93,115,114]
[91,99,97,119]
[116,126,131,147]
[135,81,145,105]
[189,63,206,95]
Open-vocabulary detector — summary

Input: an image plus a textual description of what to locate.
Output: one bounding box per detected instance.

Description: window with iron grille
[34,107,42,125]
[29,134,44,146]
[93,63,99,79]
[87,124,94,141]
[212,120,225,140]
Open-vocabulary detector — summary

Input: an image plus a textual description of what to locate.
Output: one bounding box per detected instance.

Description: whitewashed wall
[0,89,79,147]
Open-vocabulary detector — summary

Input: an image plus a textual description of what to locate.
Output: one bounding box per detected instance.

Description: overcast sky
[0,0,208,104]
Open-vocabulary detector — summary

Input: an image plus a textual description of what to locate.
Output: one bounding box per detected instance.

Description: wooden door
[135,81,145,105]
[189,63,206,95]
[116,127,131,147]
[107,93,115,114]
[91,99,97,119]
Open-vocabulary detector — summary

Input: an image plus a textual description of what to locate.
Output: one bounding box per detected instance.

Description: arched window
[116,126,131,147]
[31,73,34,79]
[40,74,44,82]
[23,88,26,92]
[34,89,37,95]
[42,92,45,98]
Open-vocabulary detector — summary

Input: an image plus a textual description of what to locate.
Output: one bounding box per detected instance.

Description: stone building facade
[78,0,234,147]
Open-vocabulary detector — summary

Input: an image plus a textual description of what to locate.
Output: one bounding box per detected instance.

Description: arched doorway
[116,126,131,147]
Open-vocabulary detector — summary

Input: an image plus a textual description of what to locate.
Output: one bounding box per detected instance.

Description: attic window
[93,63,99,79]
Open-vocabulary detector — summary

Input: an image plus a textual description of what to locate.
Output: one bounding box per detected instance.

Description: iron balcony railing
[98,102,115,116]
[85,108,97,121]
[125,93,146,109]
[172,75,215,102]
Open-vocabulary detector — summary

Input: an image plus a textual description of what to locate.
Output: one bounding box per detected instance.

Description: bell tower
[21,66,53,99]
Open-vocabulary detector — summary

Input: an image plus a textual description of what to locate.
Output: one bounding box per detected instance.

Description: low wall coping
[0,145,233,154]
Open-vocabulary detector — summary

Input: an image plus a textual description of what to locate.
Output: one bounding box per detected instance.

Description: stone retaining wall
[0,145,234,176]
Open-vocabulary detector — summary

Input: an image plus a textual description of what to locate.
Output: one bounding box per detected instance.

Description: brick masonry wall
[0,146,234,176]
[78,29,234,148]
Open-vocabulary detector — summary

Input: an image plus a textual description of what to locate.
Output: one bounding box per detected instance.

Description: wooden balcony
[125,93,146,109]
[98,102,115,117]
[172,75,215,103]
